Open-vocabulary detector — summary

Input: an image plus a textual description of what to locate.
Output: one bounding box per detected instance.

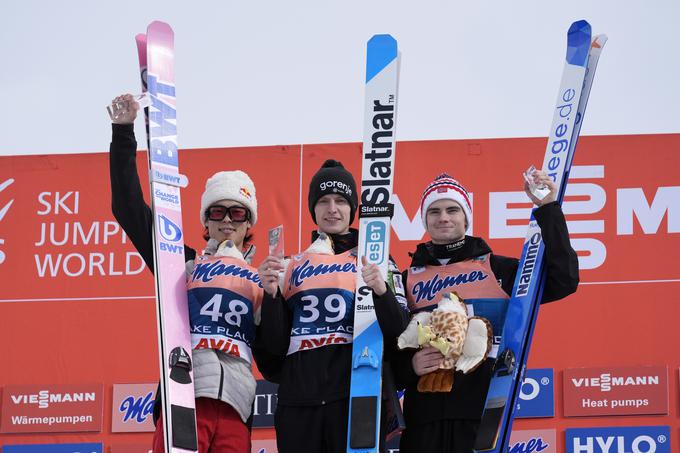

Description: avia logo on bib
[565,426,670,453]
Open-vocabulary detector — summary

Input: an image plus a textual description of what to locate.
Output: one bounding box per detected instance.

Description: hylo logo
[520,375,551,401]
[572,434,666,453]
[566,426,670,453]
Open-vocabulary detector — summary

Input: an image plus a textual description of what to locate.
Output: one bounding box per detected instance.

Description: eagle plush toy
[397,292,493,392]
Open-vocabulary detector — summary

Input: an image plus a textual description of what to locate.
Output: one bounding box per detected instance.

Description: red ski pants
[152,397,250,453]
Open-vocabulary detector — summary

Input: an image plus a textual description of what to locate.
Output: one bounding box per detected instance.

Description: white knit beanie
[420,173,472,233]
[200,171,258,226]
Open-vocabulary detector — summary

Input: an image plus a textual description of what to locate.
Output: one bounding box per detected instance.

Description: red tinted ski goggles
[205,205,250,223]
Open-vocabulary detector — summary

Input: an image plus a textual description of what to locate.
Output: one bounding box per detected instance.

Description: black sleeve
[489,254,520,296]
[387,269,419,389]
[391,348,419,390]
[251,322,286,383]
[257,289,293,357]
[490,201,579,303]
[109,123,195,272]
[251,289,292,382]
[373,288,410,360]
[534,201,579,302]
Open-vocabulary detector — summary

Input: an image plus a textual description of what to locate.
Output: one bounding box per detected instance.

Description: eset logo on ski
[515,368,554,418]
[364,220,386,265]
[565,426,670,453]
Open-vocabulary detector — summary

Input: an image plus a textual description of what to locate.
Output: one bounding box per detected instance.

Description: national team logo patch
[240,187,252,199]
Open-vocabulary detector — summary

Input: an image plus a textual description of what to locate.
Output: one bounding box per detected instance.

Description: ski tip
[147,21,175,42]
[135,33,148,67]
[148,20,173,32]
[366,34,398,83]
[566,20,592,67]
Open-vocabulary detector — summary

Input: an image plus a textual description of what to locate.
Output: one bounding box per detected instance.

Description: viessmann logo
[563,365,668,417]
[571,373,660,392]
[11,390,97,409]
[1,384,103,434]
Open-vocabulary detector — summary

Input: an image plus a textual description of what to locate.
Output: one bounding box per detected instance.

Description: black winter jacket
[255,229,410,406]
[393,201,579,425]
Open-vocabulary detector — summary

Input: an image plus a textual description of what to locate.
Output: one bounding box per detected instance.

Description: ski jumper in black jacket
[254,160,410,453]
[109,121,280,453]
[395,175,578,453]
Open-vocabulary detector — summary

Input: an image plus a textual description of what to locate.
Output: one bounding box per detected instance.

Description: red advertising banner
[1,134,679,448]
[1,137,679,300]
[509,429,556,453]
[0,384,103,433]
[563,365,669,416]
[111,383,156,432]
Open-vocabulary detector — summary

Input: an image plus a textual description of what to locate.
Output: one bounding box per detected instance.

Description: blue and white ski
[136,22,198,453]
[347,35,400,453]
[474,21,607,452]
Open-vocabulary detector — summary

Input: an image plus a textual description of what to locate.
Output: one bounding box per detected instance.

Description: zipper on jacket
[217,362,225,400]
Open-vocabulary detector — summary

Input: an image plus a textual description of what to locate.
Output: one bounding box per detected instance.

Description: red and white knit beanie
[420,173,472,232]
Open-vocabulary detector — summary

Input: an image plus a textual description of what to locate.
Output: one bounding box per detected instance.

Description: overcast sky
[1,1,678,156]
